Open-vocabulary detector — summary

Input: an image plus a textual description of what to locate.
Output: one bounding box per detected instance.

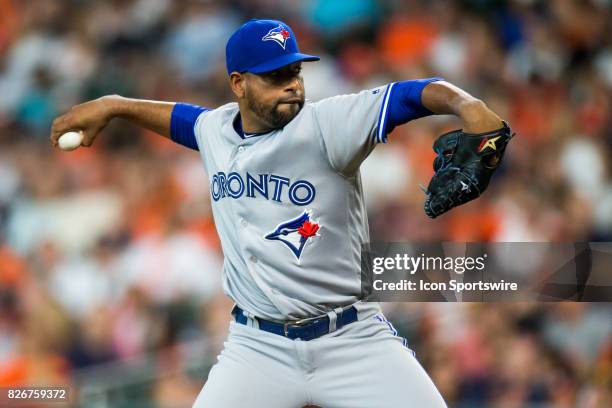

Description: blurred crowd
[0,0,610,407]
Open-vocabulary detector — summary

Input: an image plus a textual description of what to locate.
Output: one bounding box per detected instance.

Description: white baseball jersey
[187,85,392,321]
[171,78,442,321]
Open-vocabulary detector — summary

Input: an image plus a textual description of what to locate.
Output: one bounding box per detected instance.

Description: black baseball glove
[423,121,514,219]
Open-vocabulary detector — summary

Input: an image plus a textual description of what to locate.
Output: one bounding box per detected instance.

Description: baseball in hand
[58,131,84,151]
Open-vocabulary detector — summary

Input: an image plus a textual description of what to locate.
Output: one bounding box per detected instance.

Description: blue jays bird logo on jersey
[262,24,291,49]
[264,210,320,260]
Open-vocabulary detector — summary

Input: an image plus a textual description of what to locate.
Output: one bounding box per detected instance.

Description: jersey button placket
[234,145,252,265]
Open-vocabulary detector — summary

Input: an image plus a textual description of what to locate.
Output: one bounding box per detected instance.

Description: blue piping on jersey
[374,313,412,352]
[377,82,396,144]
[374,83,395,145]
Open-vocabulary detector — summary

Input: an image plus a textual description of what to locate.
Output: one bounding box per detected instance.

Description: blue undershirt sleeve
[170,103,209,150]
[382,77,444,141]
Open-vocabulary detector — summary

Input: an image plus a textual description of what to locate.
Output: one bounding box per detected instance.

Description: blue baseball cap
[226,19,320,75]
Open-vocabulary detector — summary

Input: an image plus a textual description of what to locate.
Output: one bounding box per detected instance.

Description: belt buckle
[283,316,317,337]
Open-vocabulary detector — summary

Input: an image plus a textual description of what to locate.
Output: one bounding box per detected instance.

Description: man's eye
[262,67,300,83]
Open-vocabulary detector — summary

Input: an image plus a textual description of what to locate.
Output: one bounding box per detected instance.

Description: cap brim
[247,53,320,74]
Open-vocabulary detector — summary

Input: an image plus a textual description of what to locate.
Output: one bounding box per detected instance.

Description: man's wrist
[457,99,486,122]
[99,94,128,120]
[459,100,503,133]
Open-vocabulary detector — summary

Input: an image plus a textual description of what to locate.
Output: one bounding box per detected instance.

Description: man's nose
[284,76,301,93]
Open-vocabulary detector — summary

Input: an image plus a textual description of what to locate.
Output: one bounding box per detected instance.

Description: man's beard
[245,89,304,129]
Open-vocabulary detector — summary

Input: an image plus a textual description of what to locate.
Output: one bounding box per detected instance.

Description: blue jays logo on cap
[264,210,320,260]
[262,24,291,49]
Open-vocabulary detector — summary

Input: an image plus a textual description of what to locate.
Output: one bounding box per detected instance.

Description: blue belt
[233,305,359,341]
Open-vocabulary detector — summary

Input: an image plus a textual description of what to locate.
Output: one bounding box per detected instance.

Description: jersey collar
[233,113,273,140]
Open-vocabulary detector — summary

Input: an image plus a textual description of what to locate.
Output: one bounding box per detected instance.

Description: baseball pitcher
[51,19,513,408]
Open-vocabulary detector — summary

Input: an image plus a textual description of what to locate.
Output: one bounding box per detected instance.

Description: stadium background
[0,0,610,407]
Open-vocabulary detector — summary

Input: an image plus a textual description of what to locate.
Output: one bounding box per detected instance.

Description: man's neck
[238,107,272,134]
[234,112,272,138]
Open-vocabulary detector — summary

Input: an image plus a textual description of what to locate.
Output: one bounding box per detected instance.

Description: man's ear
[229,72,246,99]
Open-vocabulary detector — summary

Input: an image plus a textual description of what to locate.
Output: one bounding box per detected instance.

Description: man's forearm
[105,95,175,139]
[421,81,503,133]
[50,95,178,148]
